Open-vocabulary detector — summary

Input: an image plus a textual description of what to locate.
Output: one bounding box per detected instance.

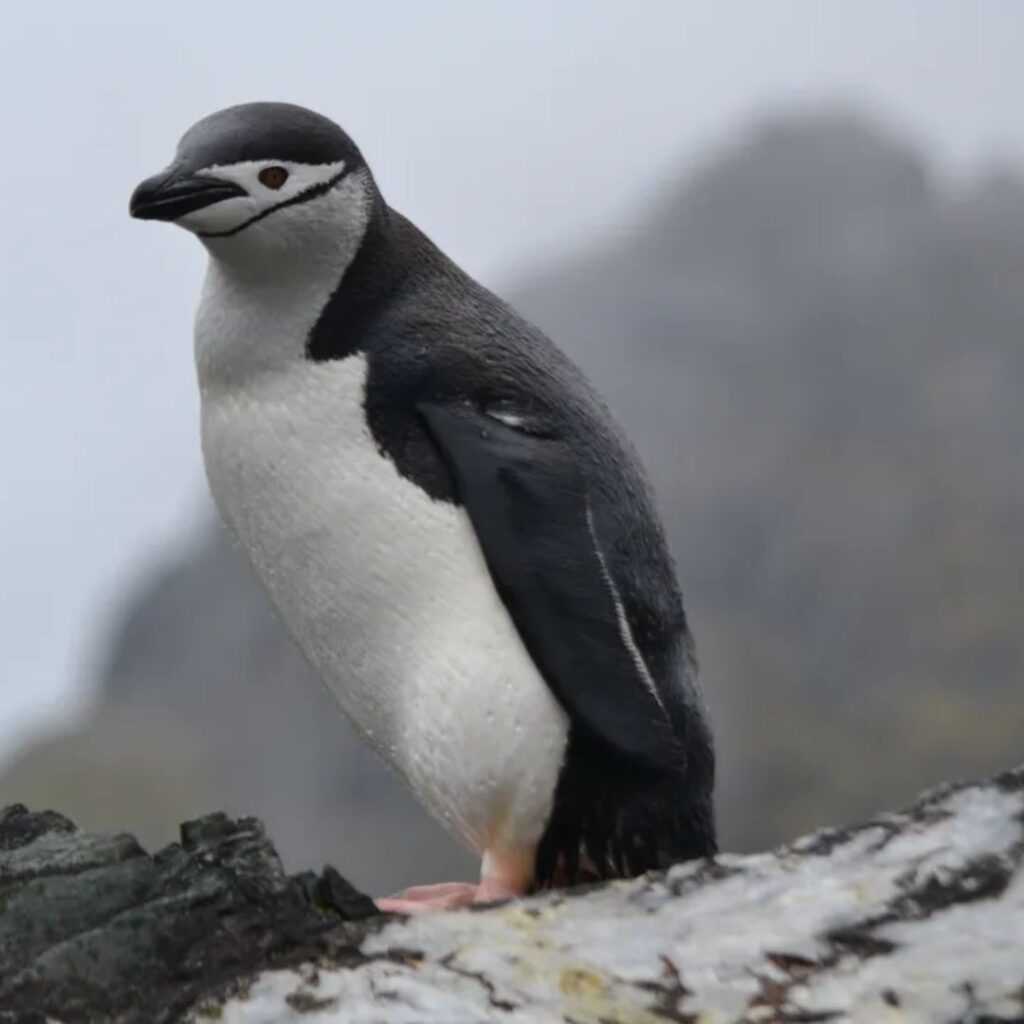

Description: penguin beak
[130,166,247,222]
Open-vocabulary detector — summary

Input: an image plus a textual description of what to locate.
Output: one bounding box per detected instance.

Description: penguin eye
[258,166,289,190]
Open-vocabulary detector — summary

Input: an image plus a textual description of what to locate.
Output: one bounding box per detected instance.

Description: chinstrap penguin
[130,102,716,910]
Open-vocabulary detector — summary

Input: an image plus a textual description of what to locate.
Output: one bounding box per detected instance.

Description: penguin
[130,102,716,911]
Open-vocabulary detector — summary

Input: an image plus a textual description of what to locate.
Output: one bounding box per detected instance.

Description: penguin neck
[306,195,413,364]
[194,185,401,394]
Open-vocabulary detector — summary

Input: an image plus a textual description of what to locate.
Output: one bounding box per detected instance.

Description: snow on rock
[0,766,1020,1022]
[207,768,1024,1024]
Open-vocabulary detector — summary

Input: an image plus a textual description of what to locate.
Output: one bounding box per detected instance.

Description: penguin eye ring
[258,166,289,189]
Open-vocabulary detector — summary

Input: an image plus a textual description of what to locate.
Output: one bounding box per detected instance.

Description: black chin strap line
[198,166,352,239]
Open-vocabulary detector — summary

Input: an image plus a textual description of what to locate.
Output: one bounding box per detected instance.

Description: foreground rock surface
[2,765,1022,1023]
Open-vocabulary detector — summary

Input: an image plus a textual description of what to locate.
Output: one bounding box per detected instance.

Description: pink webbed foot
[376,881,479,914]
[375,857,530,914]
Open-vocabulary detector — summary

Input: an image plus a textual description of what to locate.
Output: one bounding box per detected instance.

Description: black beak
[130,166,247,221]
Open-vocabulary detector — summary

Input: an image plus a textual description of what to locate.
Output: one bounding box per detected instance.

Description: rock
[0,805,377,1023]
[2,765,1022,1022]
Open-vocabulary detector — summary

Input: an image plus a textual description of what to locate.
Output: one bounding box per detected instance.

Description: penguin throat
[193,183,377,391]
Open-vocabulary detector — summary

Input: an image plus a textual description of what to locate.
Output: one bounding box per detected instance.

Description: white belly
[199,353,568,859]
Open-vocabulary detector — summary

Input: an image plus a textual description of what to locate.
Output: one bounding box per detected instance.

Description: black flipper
[417,400,685,773]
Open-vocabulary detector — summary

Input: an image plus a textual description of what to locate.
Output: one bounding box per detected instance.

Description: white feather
[585,504,668,715]
[194,225,568,869]
[177,158,348,236]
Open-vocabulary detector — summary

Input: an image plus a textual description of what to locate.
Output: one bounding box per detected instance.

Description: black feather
[305,195,717,883]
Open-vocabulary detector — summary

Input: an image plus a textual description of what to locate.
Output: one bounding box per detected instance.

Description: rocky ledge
[1,765,1022,1023]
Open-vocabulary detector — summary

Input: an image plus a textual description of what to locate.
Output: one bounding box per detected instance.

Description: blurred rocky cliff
[3,111,1022,895]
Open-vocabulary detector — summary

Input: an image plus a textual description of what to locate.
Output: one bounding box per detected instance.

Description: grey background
[1,2,1022,893]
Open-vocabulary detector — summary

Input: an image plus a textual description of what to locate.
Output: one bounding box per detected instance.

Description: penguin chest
[198,354,568,853]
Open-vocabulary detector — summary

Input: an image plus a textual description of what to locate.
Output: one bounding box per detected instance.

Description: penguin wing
[417,399,684,772]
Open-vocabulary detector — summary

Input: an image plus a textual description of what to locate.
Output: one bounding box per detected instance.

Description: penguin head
[130,103,375,263]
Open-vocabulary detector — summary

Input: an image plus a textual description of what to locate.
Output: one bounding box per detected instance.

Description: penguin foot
[376,881,479,914]
[375,873,527,914]
[376,849,533,914]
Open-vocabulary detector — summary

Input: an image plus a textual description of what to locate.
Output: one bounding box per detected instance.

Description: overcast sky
[1,0,1022,763]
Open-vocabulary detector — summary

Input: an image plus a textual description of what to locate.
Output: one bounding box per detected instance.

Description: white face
[175,158,348,236]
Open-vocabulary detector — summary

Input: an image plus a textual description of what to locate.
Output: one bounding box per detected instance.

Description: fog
[1,0,1022,769]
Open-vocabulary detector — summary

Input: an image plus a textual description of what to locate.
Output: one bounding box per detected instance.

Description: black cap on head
[176,101,367,172]
[130,102,376,226]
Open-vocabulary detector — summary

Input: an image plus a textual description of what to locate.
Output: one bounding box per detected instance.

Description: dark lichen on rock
[1,765,1022,1023]
[0,806,378,1023]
